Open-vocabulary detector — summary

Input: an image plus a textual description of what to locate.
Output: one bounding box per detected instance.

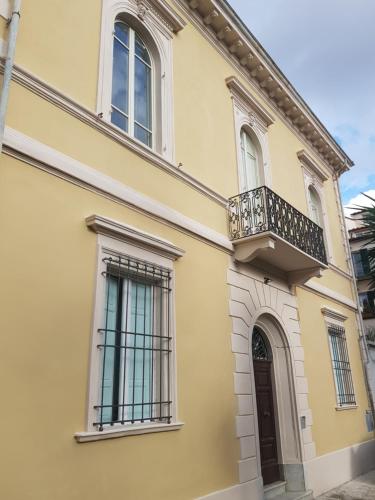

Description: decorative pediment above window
[139,0,186,33]
[297,149,329,182]
[226,76,274,130]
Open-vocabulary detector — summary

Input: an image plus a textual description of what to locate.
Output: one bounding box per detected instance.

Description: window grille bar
[98,329,172,340]
[97,254,172,430]
[151,266,155,421]
[159,283,163,421]
[328,324,356,406]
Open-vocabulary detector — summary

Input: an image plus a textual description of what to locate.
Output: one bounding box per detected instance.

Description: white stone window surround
[97,0,185,162]
[298,149,334,264]
[226,76,274,193]
[321,307,357,410]
[75,215,184,442]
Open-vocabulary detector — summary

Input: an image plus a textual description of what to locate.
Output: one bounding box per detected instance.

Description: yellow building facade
[0,0,373,499]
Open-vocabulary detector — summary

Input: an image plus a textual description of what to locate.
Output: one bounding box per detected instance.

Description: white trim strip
[302,280,357,310]
[0,0,9,19]
[75,421,184,442]
[3,127,233,252]
[5,63,227,207]
[86,214,185,259]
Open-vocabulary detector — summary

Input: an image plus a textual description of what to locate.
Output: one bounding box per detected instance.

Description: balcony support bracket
[287,267,323,286]
[234,235,276,263]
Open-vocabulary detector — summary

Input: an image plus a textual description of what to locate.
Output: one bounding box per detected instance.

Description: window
[96,253,172,430]
[352,249,371,278]
[327,324,356,407]
[308,186,323,227]
[97,0,184,161]
[111,21,153,147]
[359,291,375,319]
[240,129,261,193]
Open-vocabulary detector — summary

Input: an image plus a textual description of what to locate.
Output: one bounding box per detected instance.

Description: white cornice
[297,149,329,182]
[175,0,353,176]
[3,126,233,253]
[86,214,185,259]
[226,76,274,127]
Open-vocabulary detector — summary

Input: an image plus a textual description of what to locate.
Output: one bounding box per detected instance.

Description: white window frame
[97,0,183,162]
[75,215,184,442]
[226,76,274,193]
[299,150,334,263]
[321,307,357,410]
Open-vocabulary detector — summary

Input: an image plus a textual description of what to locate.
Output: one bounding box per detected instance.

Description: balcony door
[240,129,260,193]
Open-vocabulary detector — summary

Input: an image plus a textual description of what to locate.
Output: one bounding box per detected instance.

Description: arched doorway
[252,326,281,485]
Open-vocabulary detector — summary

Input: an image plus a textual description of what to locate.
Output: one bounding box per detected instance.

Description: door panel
[254,359,280,485]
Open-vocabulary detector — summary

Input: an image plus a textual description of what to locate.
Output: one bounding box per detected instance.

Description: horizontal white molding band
[304,438,375,496]
[5,62,227,207]
[3,127,233,253]
[302,280,357,310]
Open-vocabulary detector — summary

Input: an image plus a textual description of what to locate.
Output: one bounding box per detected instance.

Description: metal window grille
[328,324,356,406]
[94,254,172,430]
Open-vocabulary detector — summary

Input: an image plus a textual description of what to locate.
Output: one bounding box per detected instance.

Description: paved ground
[317,470,375,500]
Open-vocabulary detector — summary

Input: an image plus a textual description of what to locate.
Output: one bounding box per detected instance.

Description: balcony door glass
[240,129,260,193]
[308,187,322,226]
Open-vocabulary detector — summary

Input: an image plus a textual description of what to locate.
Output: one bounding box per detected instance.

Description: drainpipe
[0,0,22,154]
[334,173,375,428]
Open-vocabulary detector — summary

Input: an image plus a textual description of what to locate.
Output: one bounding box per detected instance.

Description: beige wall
[9,0,350,270]
[0,155,239,500]
[297,287,372,456]
[0,1,372,498]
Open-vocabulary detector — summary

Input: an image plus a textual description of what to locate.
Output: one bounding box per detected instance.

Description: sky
[227,0,375,207]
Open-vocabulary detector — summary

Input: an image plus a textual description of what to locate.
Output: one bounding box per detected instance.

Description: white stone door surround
[227,258,316,495]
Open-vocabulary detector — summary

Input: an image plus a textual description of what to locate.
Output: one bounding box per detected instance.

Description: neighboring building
[0,1,374,499]
[347,212,375,335]
[347,211,375,407]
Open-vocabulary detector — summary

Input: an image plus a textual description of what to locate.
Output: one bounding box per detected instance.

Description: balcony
[228,186,328,285]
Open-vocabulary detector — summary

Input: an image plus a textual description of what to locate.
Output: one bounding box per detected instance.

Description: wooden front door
[254,359,280,485]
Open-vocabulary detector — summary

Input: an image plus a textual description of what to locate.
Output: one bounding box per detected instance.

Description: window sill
[74,421,184,443]
[335,405,358,411]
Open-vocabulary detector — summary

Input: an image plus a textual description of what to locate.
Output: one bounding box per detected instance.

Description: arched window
[111,20,153,147]
[308,186,323,226]
[252,327,271,361]
[240,128,261,193]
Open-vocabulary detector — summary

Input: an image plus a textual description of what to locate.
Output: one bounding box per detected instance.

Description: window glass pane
[134,57,152,136]
[111,37,129,119]
[309,188,321,226]
[114,21,129,47]
[240,129,259,192]
[134,123,152,147]
[135,33,151,65]
[352,252,365,278]
[111,108,128,132]
[126,281,153,421]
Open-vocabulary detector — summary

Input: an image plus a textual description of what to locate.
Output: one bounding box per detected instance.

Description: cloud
[344,189,375,217]
[228,0,375,201]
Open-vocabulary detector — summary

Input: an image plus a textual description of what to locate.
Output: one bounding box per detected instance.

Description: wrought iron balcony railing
[228,186,328,265]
